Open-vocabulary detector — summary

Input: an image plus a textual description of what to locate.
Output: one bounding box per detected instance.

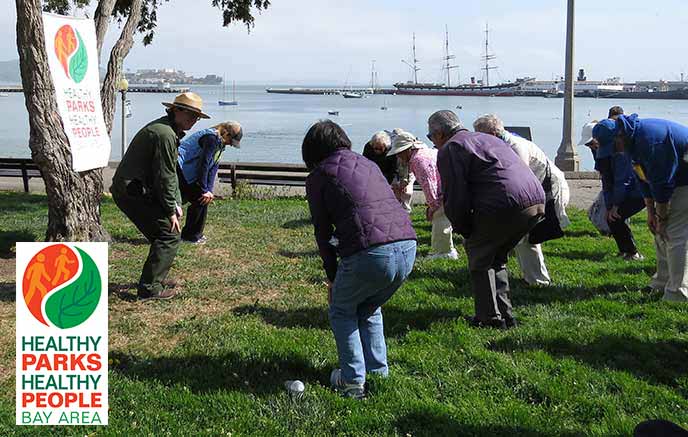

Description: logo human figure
[52,247,75,286]
[25,254,51,304]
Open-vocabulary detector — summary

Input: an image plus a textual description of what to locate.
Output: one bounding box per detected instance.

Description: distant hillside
[0,59,21,84]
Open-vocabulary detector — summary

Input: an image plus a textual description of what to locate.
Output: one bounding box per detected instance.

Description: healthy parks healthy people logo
[54,25,88,83]
[16,242,108,426]
[22,244,101,329]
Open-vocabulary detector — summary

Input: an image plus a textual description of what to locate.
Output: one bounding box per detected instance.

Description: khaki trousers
[430,207,455,255]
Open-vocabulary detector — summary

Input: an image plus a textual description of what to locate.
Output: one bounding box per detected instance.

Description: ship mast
[442,25,458,87]
[370,60,376,92]
[401,33,421,84]
[481,23,497,86]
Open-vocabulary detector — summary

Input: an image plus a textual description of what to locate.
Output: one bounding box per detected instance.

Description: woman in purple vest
[302,120,417,399]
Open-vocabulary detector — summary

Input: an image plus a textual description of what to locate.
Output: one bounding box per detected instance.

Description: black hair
[301,120,352,170]
[608,106,624,118]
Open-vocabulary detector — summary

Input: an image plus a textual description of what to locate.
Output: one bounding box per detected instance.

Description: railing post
[231,164,237,192]
[20,162,29,193]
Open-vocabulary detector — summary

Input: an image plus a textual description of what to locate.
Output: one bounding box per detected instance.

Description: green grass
[0,190,687,436]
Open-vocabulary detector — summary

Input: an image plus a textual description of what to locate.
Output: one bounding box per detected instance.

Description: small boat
[219,79,238,106]
[342,92,363,99]
[328,110,339,116]
[380,106,388,111]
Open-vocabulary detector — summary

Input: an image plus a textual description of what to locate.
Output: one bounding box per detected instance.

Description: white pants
[649,185,688,302]
[430,207,455,255]
[515,237,551,286]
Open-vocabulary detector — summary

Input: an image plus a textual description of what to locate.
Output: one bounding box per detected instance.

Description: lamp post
[116,77,129,160]
[555,0,580,171]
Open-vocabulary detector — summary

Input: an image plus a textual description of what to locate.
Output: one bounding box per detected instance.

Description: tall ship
[393,25,524,97]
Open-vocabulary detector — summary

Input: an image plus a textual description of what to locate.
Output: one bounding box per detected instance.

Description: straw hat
[162,92,210,119]
[387,130,427,156]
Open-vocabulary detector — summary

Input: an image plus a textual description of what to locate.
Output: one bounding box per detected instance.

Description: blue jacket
[178,128,225,193]
[592,146,642,209]
[618,114,688,203]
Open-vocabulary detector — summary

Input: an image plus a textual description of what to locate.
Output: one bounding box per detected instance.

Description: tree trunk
[101,0,143,134]
[93,0,117,61]
[15,0,109,242]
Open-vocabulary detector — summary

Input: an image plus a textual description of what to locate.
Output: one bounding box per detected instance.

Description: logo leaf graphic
[54,25,77,79]
[44,247,101,329]
[69,30,88,83]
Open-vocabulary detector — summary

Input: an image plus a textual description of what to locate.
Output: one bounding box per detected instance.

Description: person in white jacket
[473,114,570,286]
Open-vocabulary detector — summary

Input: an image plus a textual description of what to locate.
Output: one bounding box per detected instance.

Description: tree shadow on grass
[109,233,148,246]
[0,192,47,214]
[110,350,324,395]
[232,304,457,339]
[564,229,602,238]
[555,249,608,262]
[490,334,688,392]
[0,230,37,259]
[108,282,138,302]
[281,218,311,229]
[394,408,581,437]
[406,266,472,299]
[0,282,15,302]
[278,248,318,259]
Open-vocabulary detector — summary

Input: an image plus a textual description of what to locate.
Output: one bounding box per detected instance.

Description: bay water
[2,84,688,170]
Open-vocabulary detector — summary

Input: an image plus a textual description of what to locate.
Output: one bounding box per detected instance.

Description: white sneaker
[330,369,365,399]
[426,249,459,260]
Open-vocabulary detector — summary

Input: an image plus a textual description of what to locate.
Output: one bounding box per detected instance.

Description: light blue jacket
[178,128,225,192]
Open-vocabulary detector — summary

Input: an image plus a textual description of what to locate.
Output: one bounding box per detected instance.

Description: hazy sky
[3,0,688,85]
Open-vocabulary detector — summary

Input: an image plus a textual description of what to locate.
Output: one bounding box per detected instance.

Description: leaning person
[473,114,570,286]
[386,129,458,259]
[362,131,397,184]
[177,121,243,244]
[430,110,545,328]
[303,120,417,398]
[595,114,688,302]
[581,121,645,260]
[110,92,209,300]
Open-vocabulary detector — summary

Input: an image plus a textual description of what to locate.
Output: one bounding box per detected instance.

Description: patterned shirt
[408,147,442,215]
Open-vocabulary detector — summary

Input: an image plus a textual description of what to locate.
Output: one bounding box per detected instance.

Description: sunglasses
[426,132,434,141]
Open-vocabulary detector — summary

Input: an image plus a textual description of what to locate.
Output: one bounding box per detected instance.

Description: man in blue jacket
[595,114,688,302]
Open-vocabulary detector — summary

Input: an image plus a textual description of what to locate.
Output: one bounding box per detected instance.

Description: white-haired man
[473,114,570,286]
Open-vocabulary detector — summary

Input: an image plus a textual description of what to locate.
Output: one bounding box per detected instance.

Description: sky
[2,0,688,85]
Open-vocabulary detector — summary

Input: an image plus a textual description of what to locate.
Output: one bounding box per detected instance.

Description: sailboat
[218,80,238,106]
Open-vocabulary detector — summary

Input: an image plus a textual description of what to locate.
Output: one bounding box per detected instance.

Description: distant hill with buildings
[124,69,222,85]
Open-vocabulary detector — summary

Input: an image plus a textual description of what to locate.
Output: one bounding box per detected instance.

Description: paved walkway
[0,170,602,211]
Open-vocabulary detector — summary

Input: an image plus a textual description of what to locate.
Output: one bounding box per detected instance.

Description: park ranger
[110,92,210,300]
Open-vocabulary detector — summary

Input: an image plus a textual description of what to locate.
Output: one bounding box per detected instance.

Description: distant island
[124,69,222,85]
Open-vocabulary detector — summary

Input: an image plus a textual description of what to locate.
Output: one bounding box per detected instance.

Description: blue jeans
[329,240,417,385]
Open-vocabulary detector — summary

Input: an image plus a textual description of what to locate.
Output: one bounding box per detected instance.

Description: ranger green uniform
[111,115,183,297]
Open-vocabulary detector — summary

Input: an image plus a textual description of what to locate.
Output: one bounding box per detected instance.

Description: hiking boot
[330,369,365,399]
[464,315,507,329]
[137,287,178,301]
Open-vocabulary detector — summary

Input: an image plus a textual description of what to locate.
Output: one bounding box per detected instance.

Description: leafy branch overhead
[43,0,271,45]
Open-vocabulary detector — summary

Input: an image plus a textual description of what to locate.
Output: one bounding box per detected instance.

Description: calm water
[2,84,688,170]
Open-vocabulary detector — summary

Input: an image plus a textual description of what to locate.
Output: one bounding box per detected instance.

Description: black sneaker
[465,315,507,329]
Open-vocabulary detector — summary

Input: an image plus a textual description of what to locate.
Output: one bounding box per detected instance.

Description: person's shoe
[623,252,644,261]
[504,317,519,329]
[425,249,459,261]
[464,315,507,329]
[137,287,178,301]
[330,369,365,399]
[161,278,179,288]
[182,235,207,245]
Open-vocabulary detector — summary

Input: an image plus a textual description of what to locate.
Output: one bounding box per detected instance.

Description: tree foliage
[43,0,271,45]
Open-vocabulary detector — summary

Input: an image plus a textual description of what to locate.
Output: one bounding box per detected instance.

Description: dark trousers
[178,169,209,242]
[464,204,545,322]
[608,196,645,254]
[111,185,180,295]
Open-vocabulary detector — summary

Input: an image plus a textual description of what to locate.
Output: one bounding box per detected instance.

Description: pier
[0,85,189,93]
[266,87,396,95]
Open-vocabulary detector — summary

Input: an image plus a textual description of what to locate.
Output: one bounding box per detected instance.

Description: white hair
[370,130,391,146]
[473,114,505,137]
[428,110,463,137]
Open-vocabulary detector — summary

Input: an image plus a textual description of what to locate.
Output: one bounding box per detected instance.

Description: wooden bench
[217,162,309,190]
[0,158,41,193]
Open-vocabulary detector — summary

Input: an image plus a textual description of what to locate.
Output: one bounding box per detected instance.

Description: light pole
[555,0,580,171]
[116,77,129,160]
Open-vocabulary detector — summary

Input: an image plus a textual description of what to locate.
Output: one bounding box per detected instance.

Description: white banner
[16,243,108,426]
[42,13,111,172]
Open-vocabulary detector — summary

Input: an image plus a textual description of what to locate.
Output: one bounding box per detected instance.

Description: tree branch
[100,0,142,134]
[93,0,117,61]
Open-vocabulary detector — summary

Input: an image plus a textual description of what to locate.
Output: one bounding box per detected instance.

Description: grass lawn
[0,190,686,436]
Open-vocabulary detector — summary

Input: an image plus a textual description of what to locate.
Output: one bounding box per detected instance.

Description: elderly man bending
[429,110,545,328]
[473,114,570,286]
